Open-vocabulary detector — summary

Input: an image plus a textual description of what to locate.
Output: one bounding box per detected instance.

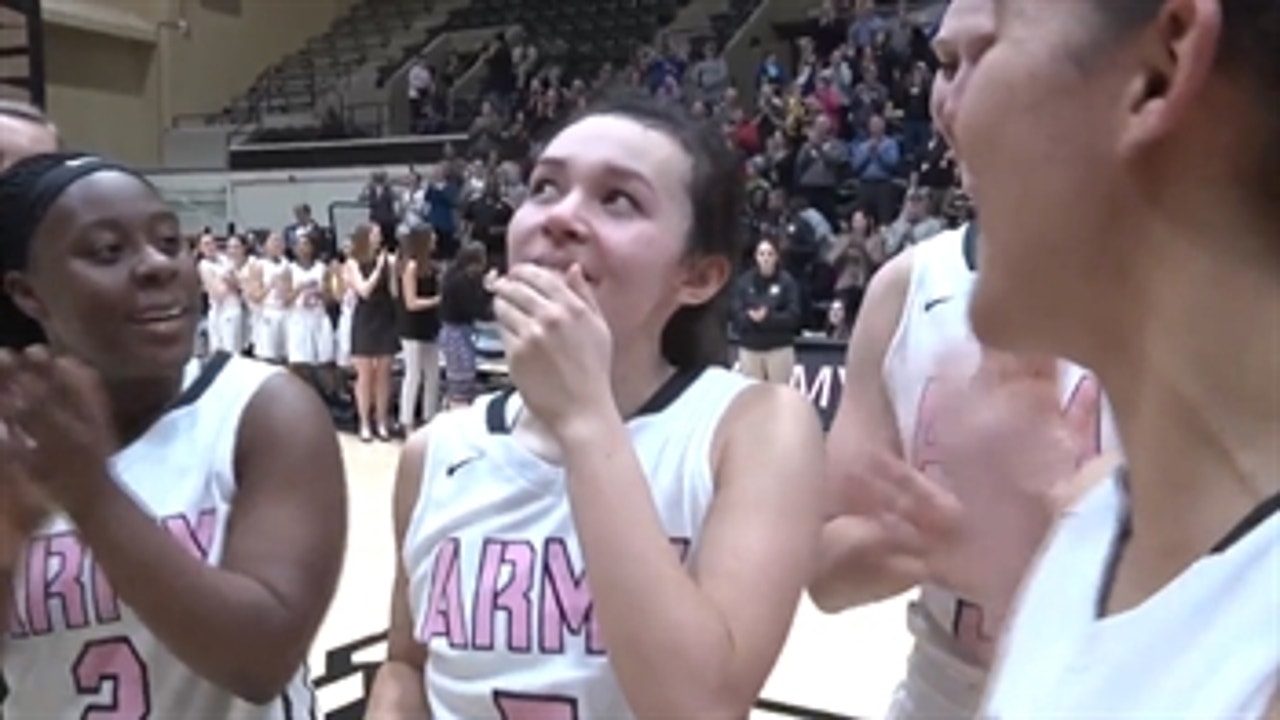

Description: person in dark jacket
[732,238,802,384]
[438,241,495,406]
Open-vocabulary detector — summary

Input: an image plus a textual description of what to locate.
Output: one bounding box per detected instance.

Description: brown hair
[453,241,487,275]
[1088,0,1280,197]
[401,227,437,274]
[348,223,376,263]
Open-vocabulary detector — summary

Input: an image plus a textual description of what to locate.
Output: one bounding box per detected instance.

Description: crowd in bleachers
[204,0,965,407]
[396,0,960,341]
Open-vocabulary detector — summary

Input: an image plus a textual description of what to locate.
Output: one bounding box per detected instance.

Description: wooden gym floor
[309,433,915,718]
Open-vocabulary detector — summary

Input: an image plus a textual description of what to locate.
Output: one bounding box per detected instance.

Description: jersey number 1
[73,636,151,720]
[493,690,579,720]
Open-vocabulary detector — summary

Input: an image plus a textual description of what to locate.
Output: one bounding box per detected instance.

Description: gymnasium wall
[43,0,358,167]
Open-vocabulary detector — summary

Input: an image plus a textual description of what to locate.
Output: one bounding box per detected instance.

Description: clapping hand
[0,347,116,520]
[492,263,613,438]
[862,350,1101,609]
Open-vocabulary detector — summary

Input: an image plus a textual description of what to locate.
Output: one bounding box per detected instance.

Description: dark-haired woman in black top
[438,241,494,407]
[397,228,442,431]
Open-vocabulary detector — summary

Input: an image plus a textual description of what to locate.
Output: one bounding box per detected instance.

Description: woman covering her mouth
[0,152,348,718]
[367,90,826,719]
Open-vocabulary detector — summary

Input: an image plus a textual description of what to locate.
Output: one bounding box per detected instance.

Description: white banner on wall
[147,164,419,235]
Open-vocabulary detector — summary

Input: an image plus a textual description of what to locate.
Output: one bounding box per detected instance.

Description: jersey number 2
[73,636,152,720]
[493,690,579,720]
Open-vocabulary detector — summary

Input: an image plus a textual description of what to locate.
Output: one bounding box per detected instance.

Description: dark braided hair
[0,155,61,348]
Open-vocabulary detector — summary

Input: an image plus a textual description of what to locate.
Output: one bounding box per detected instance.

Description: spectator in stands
[734,237,802,384]
[847,0,887,53]
[757,49,788,89]
[283,203,321,255]
[400,171,429,234]
[437,241,493,407]
[811,0,846,59]
[462,174,514,271]
[852,114,902,224]
[913,127,958,193]
[481,30,517,113]
[690,41,731,104]
[794,114,845,223]
[883,186,944,255]
[416,168,456,260]
[511,34,539,90]
[468,100,504,157]
[849,63,891,141]
[360,171,401,253]
[827,208,881,320]
[407,55,434,127]
[825,298,852,340]
[896,61,933,157]
[0,100,58,170]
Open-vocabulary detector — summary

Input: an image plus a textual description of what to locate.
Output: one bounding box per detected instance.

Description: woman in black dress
[344,223,400,442]
[396,227,442,432]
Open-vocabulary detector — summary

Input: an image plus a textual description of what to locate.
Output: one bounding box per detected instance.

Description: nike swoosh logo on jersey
[924,296,954,312]
[446,455,483,477]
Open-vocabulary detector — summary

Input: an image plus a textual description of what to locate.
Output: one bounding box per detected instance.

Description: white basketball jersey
[200,257,240,309]
[289,262,327,312]
[983,473,1279,718]
[403,367,754,719]
[260,259,290,310]
[883,224,1121,663]
[3,354,316,719]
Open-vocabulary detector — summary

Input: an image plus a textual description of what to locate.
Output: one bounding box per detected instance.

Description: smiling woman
[0,152,348,719]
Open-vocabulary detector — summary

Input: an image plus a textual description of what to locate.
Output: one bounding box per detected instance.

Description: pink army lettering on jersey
[9,510,217,640]
[419,536,691,655]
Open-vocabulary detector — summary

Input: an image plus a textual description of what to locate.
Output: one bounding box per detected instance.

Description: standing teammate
[285,232,337,374]
[808,1,1119,716]
[198,233,247,355]
[365,91,825,719]
[0,153,347,717]
[932,0,1279,716]
[251,232,291,363]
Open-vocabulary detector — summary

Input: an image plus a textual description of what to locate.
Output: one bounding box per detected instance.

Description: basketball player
[250,232,291,363]
[284,232,337,373]
[198,232,247,355]
[365,91,825,718]
[807,0,1120,716]
[0,100,57,170]
[0,153,348,717]
[930,0,1279,716]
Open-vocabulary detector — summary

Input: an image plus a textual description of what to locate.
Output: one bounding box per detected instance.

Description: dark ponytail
[0,156,51,348]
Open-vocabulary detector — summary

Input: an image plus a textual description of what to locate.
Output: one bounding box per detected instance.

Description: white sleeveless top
[235,260,258,310]
[3,354,316,719]
[403,367,754,719]
[883,224,1122,662]
[199,257,241,310]
[259,258,290,311]
[289,262,327,313]
[982,473,1279,718]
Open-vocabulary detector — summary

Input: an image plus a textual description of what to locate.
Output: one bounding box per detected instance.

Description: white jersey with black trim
[402,366,755,719]
[2,353,316,720]
[983,473,1279,719]
[881,224,1122,718]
